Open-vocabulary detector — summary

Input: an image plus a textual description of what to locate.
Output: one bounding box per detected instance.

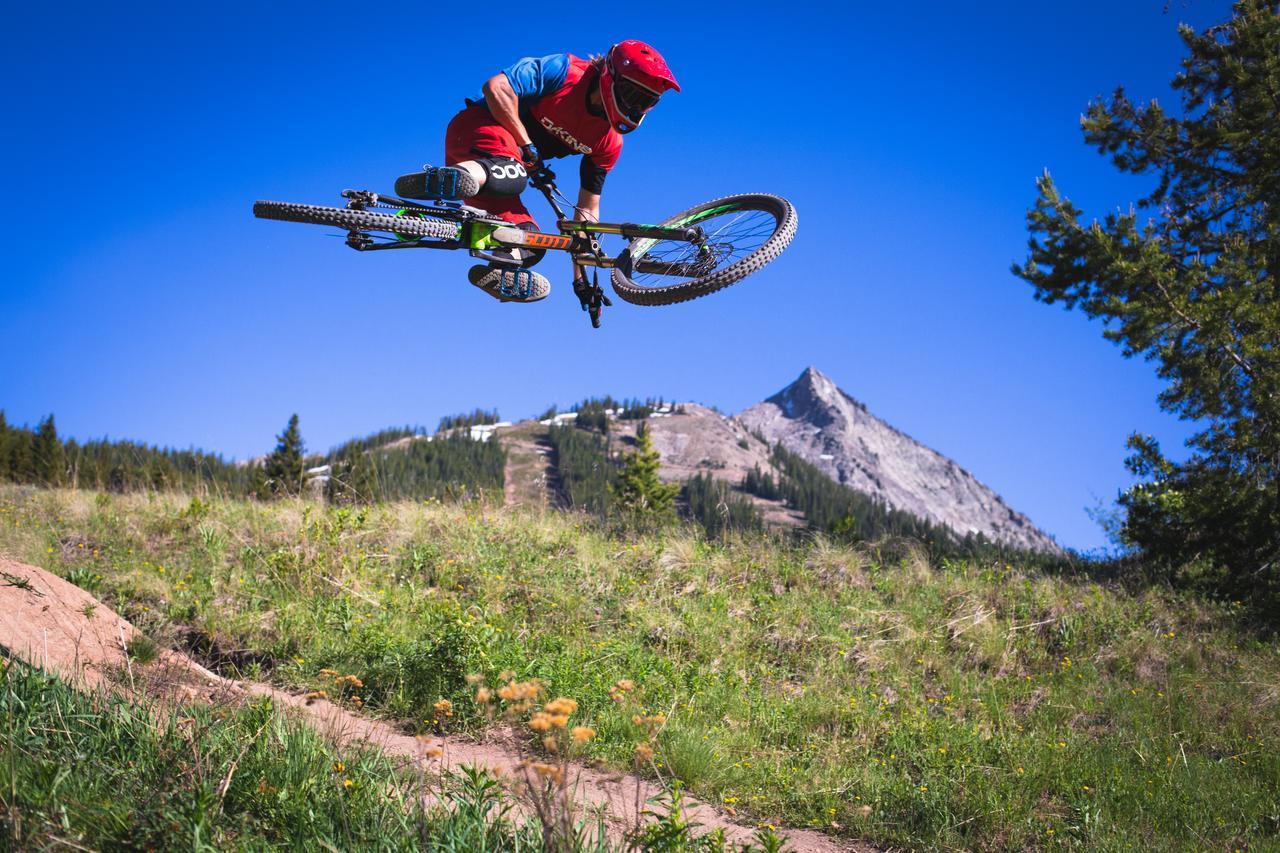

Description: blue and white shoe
[395,166,480,201]
[468,265,550,303]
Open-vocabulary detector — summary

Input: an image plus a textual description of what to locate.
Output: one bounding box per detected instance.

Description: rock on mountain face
[738,368,1061,554]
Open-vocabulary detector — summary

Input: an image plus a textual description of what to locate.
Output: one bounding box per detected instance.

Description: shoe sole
[395,167,481,201]
[468,265,550,303]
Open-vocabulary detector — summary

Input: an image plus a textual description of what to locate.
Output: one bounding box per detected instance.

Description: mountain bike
[253,170,796,328]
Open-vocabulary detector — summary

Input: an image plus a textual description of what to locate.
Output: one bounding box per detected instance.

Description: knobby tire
[610,193,797,307]
[252,201,460,241]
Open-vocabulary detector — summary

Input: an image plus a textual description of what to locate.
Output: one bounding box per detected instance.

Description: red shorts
[444,103,535,226]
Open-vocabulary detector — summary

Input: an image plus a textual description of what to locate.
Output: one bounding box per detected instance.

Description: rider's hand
[573,276,593,309]
[520,144,555,188]
[574,276,612,329]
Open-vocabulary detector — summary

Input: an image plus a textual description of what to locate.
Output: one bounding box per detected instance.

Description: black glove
[574,272,613,329]
[520,143,555,188]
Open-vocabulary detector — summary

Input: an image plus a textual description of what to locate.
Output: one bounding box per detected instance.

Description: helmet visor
[614,77,662,123]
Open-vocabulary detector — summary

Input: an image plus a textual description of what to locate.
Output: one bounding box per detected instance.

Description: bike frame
[340,180,709,276]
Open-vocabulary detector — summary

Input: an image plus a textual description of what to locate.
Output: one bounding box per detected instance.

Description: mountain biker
[395,40,680,306]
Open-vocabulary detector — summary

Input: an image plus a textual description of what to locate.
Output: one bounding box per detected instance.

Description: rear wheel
[610,193,796,306]
[252,201,461,241]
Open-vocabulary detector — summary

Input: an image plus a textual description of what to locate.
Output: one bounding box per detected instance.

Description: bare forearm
[572,191,602,279]
[481,74,532,147]
[575,189,601,223]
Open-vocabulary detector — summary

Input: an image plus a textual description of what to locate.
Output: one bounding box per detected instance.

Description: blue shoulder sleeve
[497,54,570,101]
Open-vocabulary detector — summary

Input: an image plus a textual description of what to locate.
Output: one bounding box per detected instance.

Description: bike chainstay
[342,190,489,227]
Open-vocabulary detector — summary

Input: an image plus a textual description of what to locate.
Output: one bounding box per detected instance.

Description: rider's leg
[397,155,528,199]
[418,103,551,302]
[464,202,551,303]
[394,165,481,200]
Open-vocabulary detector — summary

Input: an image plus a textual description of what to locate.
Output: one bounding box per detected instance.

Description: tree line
[0,412,255,494]
[742,446,958,548]
[0,411,503,504]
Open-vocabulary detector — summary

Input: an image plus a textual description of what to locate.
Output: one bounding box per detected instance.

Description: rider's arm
[572,190,601,281]
[481,74,533,148]
[481,54,570,149]
[573,151,612,279]
[575,189,601,223]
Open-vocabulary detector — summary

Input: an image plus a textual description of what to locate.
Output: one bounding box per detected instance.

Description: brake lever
[573,269,611,329]
[528,166,557,191]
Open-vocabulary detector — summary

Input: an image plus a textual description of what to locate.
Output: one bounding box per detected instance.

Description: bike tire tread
[253,201,460,241]
[609,193,797,307]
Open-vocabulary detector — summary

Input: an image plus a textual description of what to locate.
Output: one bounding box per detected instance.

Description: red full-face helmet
[599,40,680,134]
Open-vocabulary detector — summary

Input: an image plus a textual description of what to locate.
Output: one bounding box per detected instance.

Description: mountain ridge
[737,367,1061,553]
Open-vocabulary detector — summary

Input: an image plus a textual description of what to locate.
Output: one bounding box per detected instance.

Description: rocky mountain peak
[739,368,1062,554]
[765,367,865,428]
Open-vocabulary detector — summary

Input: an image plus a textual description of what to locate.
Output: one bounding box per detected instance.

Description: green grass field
[2,485,1278,851]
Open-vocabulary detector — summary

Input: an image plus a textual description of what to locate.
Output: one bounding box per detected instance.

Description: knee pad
[476,157,528,197]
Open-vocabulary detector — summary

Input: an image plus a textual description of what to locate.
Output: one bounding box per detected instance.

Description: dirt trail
[0,558,868,853]
[499,423,561,509]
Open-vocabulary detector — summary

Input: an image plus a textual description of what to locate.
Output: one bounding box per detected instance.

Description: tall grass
[2,486,1279,850]
[1,662,438,849]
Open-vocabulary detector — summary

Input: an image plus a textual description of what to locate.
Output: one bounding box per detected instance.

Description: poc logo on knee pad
[489,162,527,180]
[478,158,529,197]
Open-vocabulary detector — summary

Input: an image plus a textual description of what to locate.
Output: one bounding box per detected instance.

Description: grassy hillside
[1,485,1278,850]
[1,663,447,849]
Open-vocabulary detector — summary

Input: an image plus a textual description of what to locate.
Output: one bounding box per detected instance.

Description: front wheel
[610,193,797,306]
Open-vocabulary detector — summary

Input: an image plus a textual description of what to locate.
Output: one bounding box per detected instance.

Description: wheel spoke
[628,206,779,288]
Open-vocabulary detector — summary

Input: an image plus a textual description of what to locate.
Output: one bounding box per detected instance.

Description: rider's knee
[474,157,528,197]
[512,221,546,268]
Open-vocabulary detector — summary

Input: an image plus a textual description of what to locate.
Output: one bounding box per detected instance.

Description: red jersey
[519,55,622,179]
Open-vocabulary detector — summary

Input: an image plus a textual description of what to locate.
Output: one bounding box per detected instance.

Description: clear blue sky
[1,0,1233,551]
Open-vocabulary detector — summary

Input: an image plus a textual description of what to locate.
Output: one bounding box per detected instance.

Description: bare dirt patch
[0,557,867,852]
[496,422,561,509]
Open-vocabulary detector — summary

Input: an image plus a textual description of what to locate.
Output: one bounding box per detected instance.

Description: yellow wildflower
[544,697,577,716]
[530,762,562,783]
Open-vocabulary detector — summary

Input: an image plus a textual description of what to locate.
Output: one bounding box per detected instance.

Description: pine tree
[328,450,377,504]
[611,422,678,517]
[264,414,305,497]
[1014,1,1279,591]
[248,463,269,499]
[32,415,65,487]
